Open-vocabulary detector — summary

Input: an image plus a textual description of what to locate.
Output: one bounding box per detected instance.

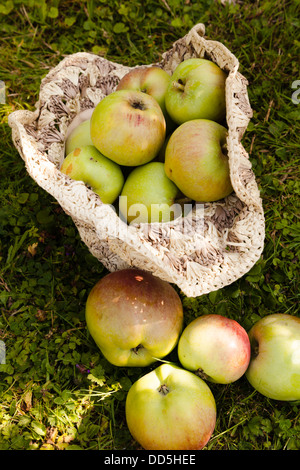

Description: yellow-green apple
[116,66,176,134]
[165,58,227,125]
[178,314,251,384]
[245,314,300,401]
[90,90,166,166]
[85,269,183,367]
[125,363,216,450]
[119,161,182,224]
[164,119,233,202]
[60,145,124,204]
[65,119,93,156]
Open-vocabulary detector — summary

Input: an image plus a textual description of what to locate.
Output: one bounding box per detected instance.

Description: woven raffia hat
[8,24,265,297]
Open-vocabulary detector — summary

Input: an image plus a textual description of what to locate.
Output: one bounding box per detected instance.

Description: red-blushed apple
[117,66,169,112]
[125,363,216,450]
[116,66,176,134]
[164,119,233,202]
[90,90,166,166]
[85,269,183,367]
[119,161,182,225]
[165,58,227,125]
[177,314,251,384]
[60,145,124,204]
[245,314,300,401]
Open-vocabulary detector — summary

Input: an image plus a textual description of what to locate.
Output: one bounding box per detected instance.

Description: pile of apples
[61,58,233,224]
[85,268,300,451]
[61,58,300,450]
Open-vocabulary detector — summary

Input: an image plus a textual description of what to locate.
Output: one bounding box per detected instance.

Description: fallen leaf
[28,242,38,256]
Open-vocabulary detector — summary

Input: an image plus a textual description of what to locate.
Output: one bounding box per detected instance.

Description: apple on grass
[119,161,182,225]
[245,314,300,401]
[60,145,124,204]
[164,119,233,202]
[116,65,176,134]
[90,90,166,167]
[178,314,251,384]
[85,268,183,367]
[125,363,216,450]
[165,58,227,125]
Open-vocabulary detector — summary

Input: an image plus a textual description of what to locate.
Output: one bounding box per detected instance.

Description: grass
[0,0,299,451]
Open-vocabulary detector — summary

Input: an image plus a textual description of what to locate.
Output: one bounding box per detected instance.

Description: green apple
[65,119,93,156]
[125,363,216,450]
[85,268,184,367]
[119,161,182,224]
[90,90,166,166]
[116,66,176,134]
[165,58,227,125]
[164,119,233,202]
[178,314,251,384]
[245,314,300,401]
[60,145,124,204]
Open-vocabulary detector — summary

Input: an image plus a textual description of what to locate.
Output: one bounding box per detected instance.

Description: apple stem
[172,81,185,92]
[158,384,169,396]
[195,368,210,381]
[132,344,143,354]
[130,99,146,111]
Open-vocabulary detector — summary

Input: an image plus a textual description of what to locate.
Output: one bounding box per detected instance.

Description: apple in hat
[119,161,182,225]
[60,144,124,204]
[164,119,233,202]
[90,90,166,167]
[165,58,227,125]
[116,65,176,133]
[65,119,93,156]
